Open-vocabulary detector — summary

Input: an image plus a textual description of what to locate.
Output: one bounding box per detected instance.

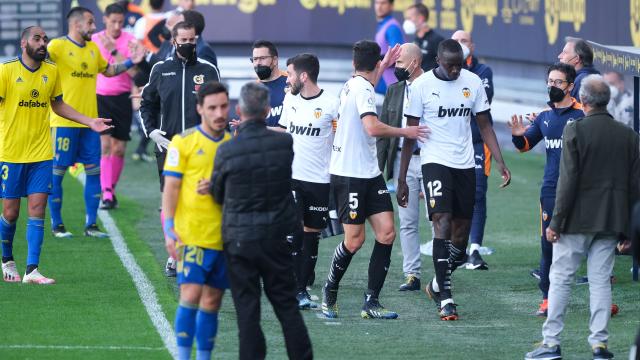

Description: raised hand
[508,114,527,136]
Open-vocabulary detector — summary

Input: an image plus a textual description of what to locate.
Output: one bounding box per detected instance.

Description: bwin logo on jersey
[545,138,562,149]
[289,123,321,136]
[438,105,471,118]
[269,105,283,118]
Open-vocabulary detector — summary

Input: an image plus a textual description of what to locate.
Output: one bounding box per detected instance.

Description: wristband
[163,218,176,239]
[124,58,134,69]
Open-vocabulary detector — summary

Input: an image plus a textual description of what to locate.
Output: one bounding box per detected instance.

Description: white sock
[469,243,480,254]
[431,276,439,292]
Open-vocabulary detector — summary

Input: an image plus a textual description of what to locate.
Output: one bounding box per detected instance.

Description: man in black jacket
[139,20,220,277]
[211,82,312,360]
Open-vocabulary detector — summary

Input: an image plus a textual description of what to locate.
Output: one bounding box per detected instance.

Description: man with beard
[251,40,288,127]
[0,26,112,284]
[140,21,220,277]
[91,3,138,210]
[274,53,339,309]
[163,81,231,360]
[47,6,144,239]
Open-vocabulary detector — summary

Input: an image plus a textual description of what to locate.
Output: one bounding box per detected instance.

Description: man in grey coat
[525,75,640,360]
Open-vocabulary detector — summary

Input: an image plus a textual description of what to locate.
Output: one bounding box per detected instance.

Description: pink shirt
[92,30,134,96]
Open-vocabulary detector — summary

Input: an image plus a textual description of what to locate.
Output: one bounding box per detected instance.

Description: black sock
[299,231,320,291]
[2,256,14,263]
[448,242,466,273]
[432,238,451,300]
[26,264,37,275]
[290,230,304,292]
[367,241,393,299]
[326,241,354,288]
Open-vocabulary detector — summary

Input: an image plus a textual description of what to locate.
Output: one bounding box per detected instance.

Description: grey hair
[579,74,610,109]
[238,82,270,119]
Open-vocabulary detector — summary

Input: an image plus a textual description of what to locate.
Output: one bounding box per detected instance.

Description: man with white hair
[525,74,640,360]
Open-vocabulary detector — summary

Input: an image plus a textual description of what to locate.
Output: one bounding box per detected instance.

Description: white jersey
[405,69,490,169]
[330,76,380,179]
[278,90,339,183]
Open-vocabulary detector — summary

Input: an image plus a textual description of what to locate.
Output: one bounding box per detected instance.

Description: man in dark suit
[525,75,640,360]
[377,43,425,291]
[210,82,312,360]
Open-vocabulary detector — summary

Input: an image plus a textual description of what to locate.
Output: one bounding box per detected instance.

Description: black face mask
[176,42,196,61]
[255,65,272,80]
[548,85,566,103]
[394,67,411,82]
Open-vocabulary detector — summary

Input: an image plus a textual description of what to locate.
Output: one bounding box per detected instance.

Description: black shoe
[424,279,441,311]
[360,293,398,319]
[592,345,614,360]
[466,250,489,270]
[100,199,116,210]
[52,224,73,238]
[439,302,458,321]
[112,194,118,208]
[84,224,108,238]
[524,344,562,360]
[321,283,339,318]
[165,257,177,277]
[530,269,541,280]
[398,275,421,291]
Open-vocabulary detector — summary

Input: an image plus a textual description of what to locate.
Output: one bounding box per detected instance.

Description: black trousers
[224,236,313,360]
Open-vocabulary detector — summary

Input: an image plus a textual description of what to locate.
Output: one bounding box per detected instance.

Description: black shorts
[156,151,166,192]
[292,179,330,229]
[97,93,133,141]
[422,163,475,220]
[331,174,393,225]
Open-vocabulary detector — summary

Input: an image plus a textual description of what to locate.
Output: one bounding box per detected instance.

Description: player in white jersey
[321,40,429,320]
[276,53,339,310]
[399,39,511,320]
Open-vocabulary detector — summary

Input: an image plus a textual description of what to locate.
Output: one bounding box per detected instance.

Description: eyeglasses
[547,79,569,87]
[249,55,274,63]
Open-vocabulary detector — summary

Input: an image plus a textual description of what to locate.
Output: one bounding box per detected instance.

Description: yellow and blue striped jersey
[0,57,62,163]
[48,36,108,128]
[163,126,231,250]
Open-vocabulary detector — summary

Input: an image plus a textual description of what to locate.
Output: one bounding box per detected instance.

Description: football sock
[195,308,218,360]
[300,231,320,291]
[1,215,16,262]
[327,241,353,288]
[432,238,450,300]
[26,217,44,268]
[49,167,66,227]
[176,301,198,360]
[100,156,113,201]
[449,242,467,273]
[367,240,392,299]
[111,155,124,191]
[84,166,101,227]
[290,229,304,291]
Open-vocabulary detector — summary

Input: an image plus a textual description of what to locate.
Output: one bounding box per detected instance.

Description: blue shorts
[52,127,101,167]
[0,160,52,199]
[177,245,229,289]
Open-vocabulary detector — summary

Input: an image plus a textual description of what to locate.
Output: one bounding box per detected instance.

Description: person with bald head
[377,42,426,291]
[451,30,494,270]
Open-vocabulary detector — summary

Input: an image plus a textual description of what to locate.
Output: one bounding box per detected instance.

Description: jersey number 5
[348,193,358,210]
[426,180,442,197]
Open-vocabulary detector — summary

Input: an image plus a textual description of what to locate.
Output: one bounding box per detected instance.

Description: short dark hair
[353,40,381,72]
[437,38,463,57]
[547,62,577,84]
[67,6,93,22]
[182,10,205,35]
[566,37,594,67]
[104,3,125,17]
[171,21,195,39]
[197,81,229,105]
[286,53,320,83]
[239,82,270,119]
[252,40,278,57]
[409,3,429,21]
[21,26,37,41]
[149,0,164,10]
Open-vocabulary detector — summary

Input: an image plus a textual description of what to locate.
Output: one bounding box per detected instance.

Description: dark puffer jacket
[211,119,298,245]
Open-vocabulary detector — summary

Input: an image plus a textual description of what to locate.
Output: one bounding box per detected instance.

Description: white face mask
[403,20,417,35]
[459,42,471,60]
[609,85,619,100]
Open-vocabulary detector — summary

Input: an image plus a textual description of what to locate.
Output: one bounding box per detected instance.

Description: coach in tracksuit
[452,31,494,269]
[509,63,582,317]
[139,21,220,276]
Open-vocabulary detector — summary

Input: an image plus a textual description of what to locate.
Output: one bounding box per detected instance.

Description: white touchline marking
[0,344,166,351]
[77,175,177,359]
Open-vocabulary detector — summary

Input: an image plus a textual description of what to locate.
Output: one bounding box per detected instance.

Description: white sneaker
[22,268,55,285]
[2,261,21,282]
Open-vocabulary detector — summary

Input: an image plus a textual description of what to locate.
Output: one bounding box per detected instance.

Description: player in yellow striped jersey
[0,26,112,284]
[47,6,145,239]
[162,81,231,360]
